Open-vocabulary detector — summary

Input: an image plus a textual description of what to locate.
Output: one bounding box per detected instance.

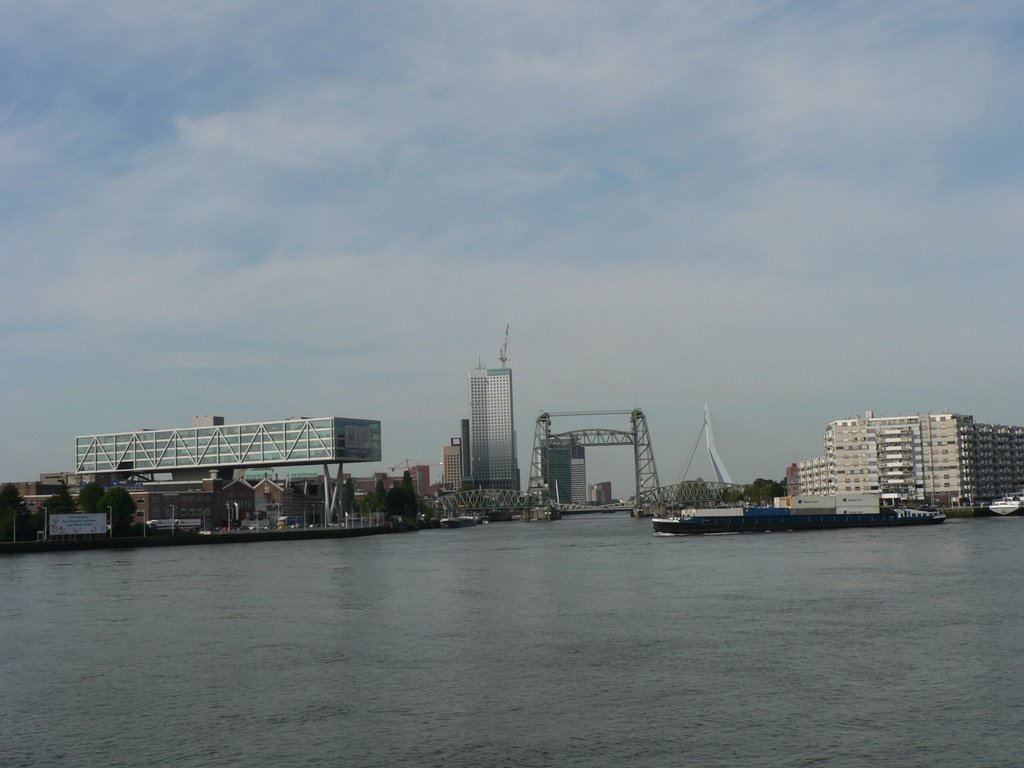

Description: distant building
[441,438,463,491]
[549,445,586,503]
[588,481,612,506]
[460,419,472,485]
[467,365,519,490]
[405,464,431,496]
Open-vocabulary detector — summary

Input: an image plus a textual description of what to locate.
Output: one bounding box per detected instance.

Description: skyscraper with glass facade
[467,365,519,490]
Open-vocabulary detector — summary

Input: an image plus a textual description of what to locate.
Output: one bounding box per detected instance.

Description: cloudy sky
[2,1,1022,496]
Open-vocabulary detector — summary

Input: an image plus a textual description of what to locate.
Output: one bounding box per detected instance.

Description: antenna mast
[498,324,510,367]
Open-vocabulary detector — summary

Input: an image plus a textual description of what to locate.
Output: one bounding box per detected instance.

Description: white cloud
[2,1,1023,487]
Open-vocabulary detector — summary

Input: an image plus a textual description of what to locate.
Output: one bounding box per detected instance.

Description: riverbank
[0,525,401,555]
[945,506,999,518]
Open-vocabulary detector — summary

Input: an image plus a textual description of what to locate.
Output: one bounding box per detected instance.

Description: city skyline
[2,4,1023,495]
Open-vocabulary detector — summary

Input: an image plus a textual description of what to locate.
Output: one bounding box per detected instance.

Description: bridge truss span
[642,479,746,508]
[435,489,533,520]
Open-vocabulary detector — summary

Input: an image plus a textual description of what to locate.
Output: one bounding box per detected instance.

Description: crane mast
[498,324,510,367]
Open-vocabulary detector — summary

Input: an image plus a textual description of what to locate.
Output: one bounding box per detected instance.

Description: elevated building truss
[75,416,381,523]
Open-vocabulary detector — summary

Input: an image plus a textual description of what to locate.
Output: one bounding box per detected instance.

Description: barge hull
[653,513,945,535]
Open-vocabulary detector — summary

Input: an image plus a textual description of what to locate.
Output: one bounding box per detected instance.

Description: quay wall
[0,526,396,556]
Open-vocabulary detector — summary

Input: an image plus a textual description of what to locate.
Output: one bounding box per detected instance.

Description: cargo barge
[653,495,946,535]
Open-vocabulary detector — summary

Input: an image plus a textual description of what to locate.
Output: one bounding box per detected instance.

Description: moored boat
[988,495,1023,516]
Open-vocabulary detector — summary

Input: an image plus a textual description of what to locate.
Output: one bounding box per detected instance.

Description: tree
[46,480,78,515]
[78,482,105,513]
[98,487,137,535]
[385,472,417,519]
[0,484,29,541]
[746,478,786,506]
[343,478,356,514]
[384,485,404,517]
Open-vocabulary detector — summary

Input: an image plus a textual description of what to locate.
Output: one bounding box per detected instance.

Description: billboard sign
[49,513,108,536]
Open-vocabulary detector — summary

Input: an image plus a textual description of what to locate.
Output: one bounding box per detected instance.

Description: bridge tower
[528,409,660,518]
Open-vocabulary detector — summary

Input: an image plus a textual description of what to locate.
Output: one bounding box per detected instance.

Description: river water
[2,515,1021,767]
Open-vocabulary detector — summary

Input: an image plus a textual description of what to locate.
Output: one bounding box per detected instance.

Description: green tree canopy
[0,484,29,541]
[46,481,78,515]
[0,484,28,515]
[98,487,137,534]
[746,478,786,506]
[78,482,105,514]
[343,478,356,513]
[384,484,417,519]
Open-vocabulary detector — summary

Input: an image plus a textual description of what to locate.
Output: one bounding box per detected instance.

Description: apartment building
[792,410,1018,505]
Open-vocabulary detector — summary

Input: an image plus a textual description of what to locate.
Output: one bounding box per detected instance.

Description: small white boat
[988,495,1023,516]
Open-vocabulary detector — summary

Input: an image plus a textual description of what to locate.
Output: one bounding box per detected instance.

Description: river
[2,515,1021,767]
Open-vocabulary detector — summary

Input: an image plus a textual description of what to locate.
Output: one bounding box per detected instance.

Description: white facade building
[796,410,976,505]
[467,366,520,490]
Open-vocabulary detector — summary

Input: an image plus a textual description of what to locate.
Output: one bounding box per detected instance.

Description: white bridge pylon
[528,409,660,517]
[704,403,733,484]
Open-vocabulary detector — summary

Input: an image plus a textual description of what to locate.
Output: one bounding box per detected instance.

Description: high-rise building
[460,419,471,483]
[549,445,586,503]
[467,365,519,490]
[440,438,463,491]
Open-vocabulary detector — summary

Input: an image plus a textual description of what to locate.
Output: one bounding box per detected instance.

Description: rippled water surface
[2,516,1022,767]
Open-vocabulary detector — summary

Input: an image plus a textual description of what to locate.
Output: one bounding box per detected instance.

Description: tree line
[341,471,424,521]
[0,481,139,541]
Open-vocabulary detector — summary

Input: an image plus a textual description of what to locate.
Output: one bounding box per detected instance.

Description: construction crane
[498,323,510,367]
[388,459,418,474]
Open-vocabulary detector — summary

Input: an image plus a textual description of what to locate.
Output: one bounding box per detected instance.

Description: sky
[2,1,1023,498]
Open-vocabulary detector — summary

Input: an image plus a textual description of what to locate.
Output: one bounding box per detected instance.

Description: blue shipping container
[744,507,790,517]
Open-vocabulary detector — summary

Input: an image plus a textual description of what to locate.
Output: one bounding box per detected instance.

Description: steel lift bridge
[528,409,660,518]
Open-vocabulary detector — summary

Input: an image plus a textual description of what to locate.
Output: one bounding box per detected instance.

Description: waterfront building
[787,456,833,496]
[823,411,974,503]
[791,409,1024,505]
[973,423,1024,499]
[70,414,381,524]
[467,365,520,490]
